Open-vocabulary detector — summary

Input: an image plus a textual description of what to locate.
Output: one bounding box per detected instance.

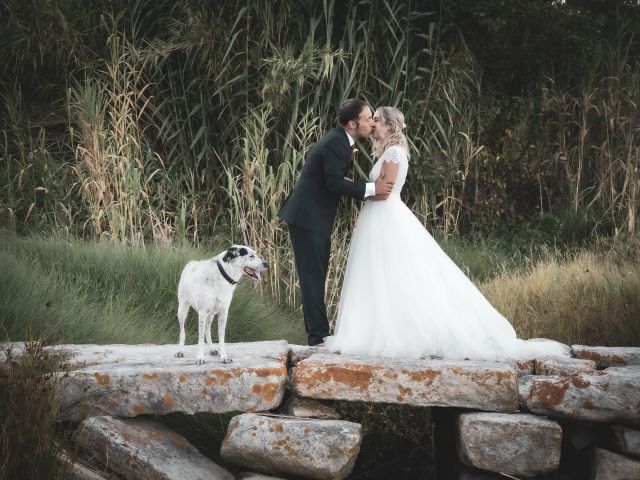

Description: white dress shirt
[345,131,376,198]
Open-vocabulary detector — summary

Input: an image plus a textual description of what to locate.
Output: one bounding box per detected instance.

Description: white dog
[175,245,268,364]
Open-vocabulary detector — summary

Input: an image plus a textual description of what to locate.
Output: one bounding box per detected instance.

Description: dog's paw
[210,349,219,356]
[220,356,233,364]
[196,356,206,365]
[175,351,184,358]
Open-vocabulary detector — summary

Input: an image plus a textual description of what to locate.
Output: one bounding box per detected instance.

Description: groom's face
[352,106,374,139]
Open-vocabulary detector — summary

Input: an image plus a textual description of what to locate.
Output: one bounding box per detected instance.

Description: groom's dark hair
[338,99,369,126]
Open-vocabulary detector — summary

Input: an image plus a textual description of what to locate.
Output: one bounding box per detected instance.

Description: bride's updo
[372,106,409,158]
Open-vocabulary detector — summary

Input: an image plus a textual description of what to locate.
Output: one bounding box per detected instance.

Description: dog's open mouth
[243,267,261,283]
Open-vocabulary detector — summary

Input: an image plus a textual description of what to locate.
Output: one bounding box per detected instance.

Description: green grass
[0,232,306,346]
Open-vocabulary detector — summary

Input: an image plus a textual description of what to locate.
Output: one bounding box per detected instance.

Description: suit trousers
[287,223,331,345]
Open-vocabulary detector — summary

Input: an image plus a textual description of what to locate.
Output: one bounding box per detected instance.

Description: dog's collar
[217,260,238,285]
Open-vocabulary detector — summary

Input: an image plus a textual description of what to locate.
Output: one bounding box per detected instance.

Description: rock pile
[2,341,639,479]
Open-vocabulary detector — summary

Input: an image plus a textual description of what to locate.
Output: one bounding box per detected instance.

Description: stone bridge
[3,341,640,479]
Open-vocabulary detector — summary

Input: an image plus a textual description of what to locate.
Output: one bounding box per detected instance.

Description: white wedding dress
[325,145,568,361]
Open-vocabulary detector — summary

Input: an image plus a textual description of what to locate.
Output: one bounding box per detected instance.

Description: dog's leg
[175,301,189,358]
[196,310,211,365]
[206,314,218,356]
[217,307,232,363]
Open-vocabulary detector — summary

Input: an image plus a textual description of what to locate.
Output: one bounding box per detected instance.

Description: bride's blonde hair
[372,106,409,158]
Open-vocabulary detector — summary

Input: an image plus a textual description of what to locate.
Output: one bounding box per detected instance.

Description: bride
[325,106,567,361]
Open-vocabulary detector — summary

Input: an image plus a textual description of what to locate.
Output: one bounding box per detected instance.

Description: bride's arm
[367,161,400,201]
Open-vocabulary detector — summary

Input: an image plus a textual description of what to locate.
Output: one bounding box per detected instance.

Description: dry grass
[481,237,640,346]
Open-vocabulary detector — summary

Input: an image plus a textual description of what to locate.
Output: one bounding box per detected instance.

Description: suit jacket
[278,127,366,237]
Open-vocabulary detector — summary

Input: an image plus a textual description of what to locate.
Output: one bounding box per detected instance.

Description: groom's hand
[374,171,394,195]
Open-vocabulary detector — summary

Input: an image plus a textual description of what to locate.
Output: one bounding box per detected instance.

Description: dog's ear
[238,247,248,256]
[223,247,238,263]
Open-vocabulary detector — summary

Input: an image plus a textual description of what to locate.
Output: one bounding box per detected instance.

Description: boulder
[456,412,562,476]
[535,357,596,376]
[55,341,289,421]
[611,425,640,458]
[525,367,640,424]
[221,413,362,479]
[278,395,340,419]
[572,345,640,368]
[76,416,233,480]
[293,353,518,412]
[590,448,640,480]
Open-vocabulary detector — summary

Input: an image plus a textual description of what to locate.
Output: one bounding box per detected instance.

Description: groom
[278,99,394,346]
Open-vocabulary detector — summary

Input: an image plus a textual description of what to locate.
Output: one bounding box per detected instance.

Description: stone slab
[289,344,326,366]
[525,367,640,424]
[572,345,640,368]
[293,353,519,412]
[535,357,596,376]
[456,412,562,476]
[55,341,289,421]
[278,395,340,419]
[590,447,640,480]
[221,413,362,479]
[76,415,233,480]
[611,425,640,458]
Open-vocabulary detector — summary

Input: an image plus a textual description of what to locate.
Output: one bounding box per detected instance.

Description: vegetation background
[1,1,639,477]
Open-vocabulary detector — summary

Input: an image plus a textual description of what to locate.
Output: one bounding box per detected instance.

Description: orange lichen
[208,369,235,384]
[404,369,442,386]
[142,373,158,380]
[295,363,383,390]
[94,373,110,385]
[255,366,287,378]
[178,374,186,384]
[162,394,174,407]
[252,383,280,403]
[570,375,591,389]
[583,400,594,410]
[132,404,145,415]
[530,379,570,406]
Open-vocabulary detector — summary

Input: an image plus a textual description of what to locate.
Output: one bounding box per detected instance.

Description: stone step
[590,447,640,479]
[292,353,519,412]
[456,412,562,477]
[221,413,362,480]
[76,415,234,480]
[525,366,640,424]
[572,345,640,368]
[54,341,289,421]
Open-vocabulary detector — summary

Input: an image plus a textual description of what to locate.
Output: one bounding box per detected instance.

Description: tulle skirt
[325,196,567,361]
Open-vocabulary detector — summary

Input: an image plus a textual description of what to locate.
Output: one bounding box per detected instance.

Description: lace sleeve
[382,145,407,164]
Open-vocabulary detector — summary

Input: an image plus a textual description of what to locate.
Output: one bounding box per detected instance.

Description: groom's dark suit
[278,127,367,345]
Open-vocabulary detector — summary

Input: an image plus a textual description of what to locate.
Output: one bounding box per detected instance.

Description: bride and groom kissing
[278,99,566,362]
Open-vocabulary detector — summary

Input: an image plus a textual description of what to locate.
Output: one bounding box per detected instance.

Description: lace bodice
[368,145,409,197]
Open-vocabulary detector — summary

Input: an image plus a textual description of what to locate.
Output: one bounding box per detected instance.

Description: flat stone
[76,416,234,480]
[55,341,289,421]
[221,413,362,479]
[0,341,27,362]
[278,395,340,419]
[590,447,640,480]
[456,412,562,476]
[611,425,640,458]
[293,353,518,412]
[525,367,640,424]
[535,357,596,376]
[572,345,640,368]
[289,344,326,366]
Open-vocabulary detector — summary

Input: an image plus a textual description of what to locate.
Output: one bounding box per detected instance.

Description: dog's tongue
[244,267,261,282]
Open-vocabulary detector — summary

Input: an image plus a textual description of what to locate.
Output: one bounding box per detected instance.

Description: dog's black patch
[238,247,248,256]
[222,247,238,263]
